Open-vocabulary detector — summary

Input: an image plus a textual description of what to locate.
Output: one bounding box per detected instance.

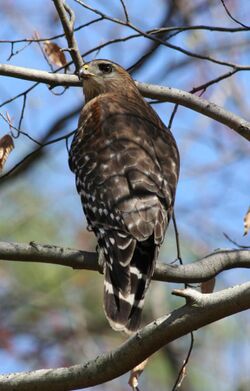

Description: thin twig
[119,0,129,22]
[223,232,250,249]
[74,0,246,70]
[0,112,41,145]
[190,68,239,94]
[0,82,39,109]
[220,0,249,28]
[6,42,32,61]
[0,22,249,46]
[168,104,179,129]
[17,94,27,132]
[0,129,76,180]
[171,333,194,391]
[172,211,182,264]
[172,212,194,391]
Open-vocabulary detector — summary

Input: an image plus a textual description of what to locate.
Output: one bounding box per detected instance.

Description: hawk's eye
[98,63,113,74]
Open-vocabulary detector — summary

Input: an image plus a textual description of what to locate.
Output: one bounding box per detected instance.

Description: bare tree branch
[220,0,249,28]
[0,63,79,86]
[138,81,250,142]
[52,0,83,71]
[0,282,249,391]
[0,241,249,283]
[0,23,248,46]
[73,0,247,69]
[0,63,250,141]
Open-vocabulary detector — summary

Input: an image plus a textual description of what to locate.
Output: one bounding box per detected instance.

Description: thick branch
[52,0,83,70]
[0,282,249,390]
[0,241,249,283]
[139,82,250,141]
[0,64,80,86]
[0,63,249,141]
[154,248,250,282]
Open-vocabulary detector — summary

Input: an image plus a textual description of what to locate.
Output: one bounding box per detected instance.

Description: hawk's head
[78,59,138,102]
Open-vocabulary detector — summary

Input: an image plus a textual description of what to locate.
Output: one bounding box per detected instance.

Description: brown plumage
[69,59,179,332]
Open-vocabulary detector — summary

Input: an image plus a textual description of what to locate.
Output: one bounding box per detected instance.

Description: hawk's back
[69,90,179,332]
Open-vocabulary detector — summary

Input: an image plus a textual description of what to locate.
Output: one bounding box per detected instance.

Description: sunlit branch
[138,81,250,141]
[0,63,250,141]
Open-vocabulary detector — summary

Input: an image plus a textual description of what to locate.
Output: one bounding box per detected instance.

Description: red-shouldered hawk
[69,60,179,333]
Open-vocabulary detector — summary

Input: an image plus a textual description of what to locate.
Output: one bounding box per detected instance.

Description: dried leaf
[0,134,14,171]
[128,359,148,390]
[201,277,216,293]
[43,41,67,67]
[243,207,250,236]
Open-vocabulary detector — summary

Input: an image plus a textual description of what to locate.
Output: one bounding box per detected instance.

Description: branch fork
[172,287,210,305]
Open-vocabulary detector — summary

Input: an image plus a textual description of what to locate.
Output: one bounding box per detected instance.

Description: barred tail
[104,235,157,333]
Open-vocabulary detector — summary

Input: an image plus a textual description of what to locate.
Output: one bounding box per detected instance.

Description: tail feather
[104,266,133,331]
[103,234,157,333]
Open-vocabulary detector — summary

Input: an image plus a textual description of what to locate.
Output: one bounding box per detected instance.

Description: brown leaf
[201,277,216,293]
[243,207,250,236]
[128,359,148,390]
[0,134,14,171]
[43,41,67,67]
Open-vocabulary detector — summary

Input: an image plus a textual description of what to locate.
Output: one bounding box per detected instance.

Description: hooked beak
[78,65,95,80]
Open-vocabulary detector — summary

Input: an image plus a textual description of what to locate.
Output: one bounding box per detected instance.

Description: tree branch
[0,63,80,86]
[0,282,249,390]
[138,82,250,142]
[0,241,249,283]
[52,0,83,71]
[0,63,250,141]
